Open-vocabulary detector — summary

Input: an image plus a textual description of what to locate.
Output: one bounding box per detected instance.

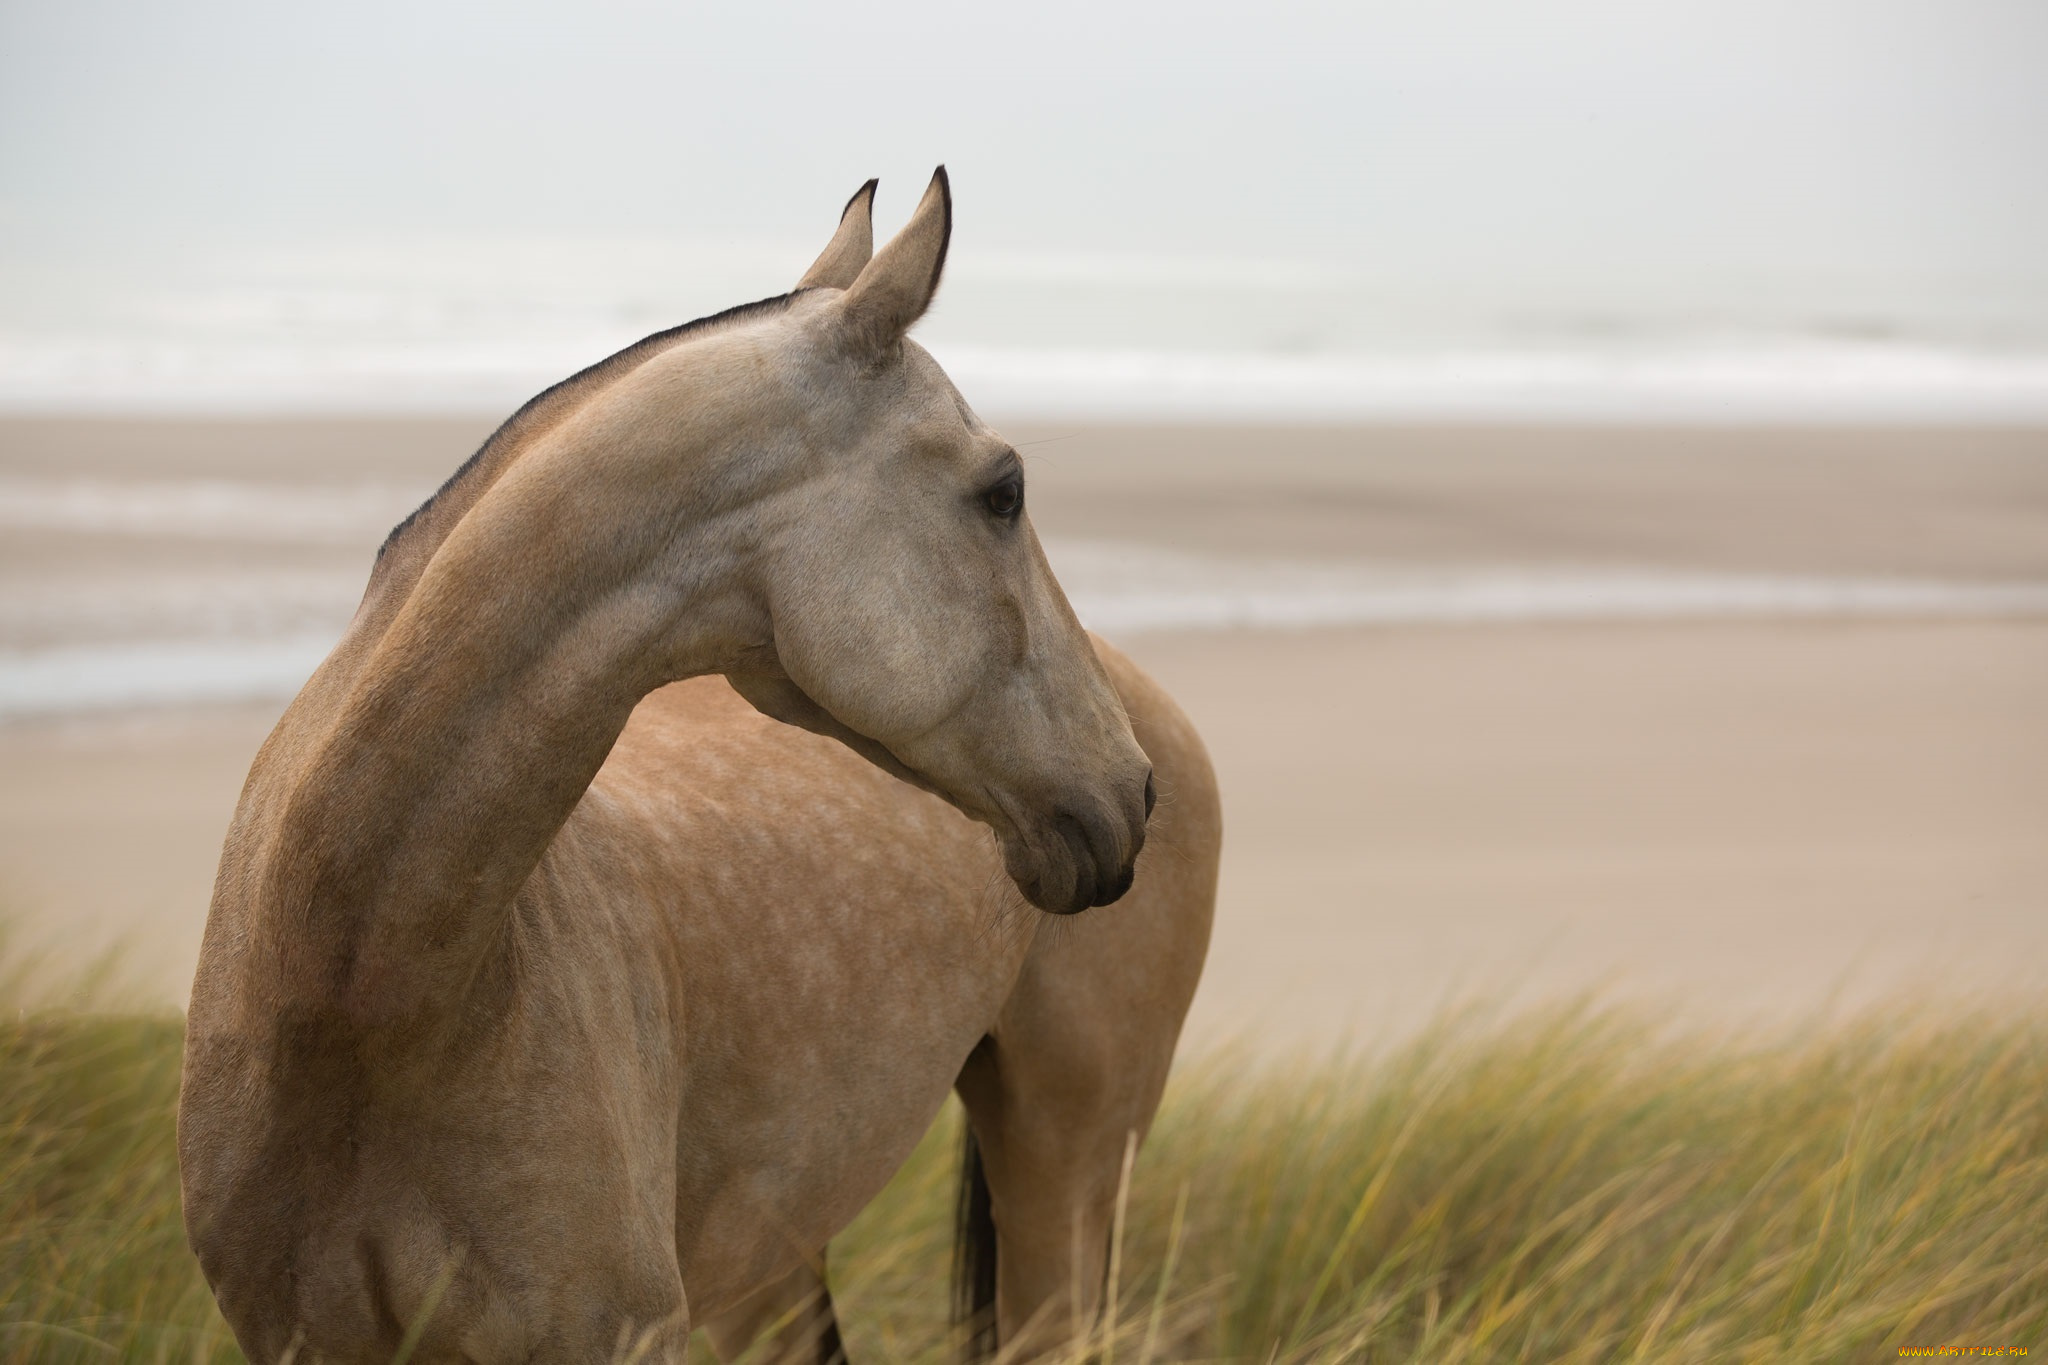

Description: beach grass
[4,963,2042,1363]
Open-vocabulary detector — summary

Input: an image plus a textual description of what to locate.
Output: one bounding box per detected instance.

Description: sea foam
[6,338,2048,423]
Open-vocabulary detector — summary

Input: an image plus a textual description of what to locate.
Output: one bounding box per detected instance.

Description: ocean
[4,236,2046,717]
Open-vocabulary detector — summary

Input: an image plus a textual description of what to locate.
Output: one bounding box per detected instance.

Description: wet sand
[7,417,2048,579]
[3,418,2045,1039]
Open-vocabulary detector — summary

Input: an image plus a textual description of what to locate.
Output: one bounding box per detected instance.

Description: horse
[178,168,1220,1364]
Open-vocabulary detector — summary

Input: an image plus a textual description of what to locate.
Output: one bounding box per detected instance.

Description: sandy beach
[3,417,2045,1042]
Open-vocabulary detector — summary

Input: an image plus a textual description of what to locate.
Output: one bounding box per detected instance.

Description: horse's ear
[797,178,878,290]
[831,166,950,357]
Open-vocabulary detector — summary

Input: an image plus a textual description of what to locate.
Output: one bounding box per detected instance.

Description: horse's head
[714,170,1153,915]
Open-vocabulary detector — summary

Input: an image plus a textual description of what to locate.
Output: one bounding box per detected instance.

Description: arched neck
[246,425,766,1034]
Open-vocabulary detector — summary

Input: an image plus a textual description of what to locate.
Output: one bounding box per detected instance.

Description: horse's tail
[953,1123,999,1362]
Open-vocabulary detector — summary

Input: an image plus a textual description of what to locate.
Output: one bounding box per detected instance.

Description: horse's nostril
[1143,771,1157,819]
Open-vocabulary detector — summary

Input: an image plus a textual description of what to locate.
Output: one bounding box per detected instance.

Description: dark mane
[376,290,805,562]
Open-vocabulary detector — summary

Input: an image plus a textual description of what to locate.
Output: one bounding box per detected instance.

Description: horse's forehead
[898,339,990,438]
[658,310,990,457]
[794,336,990,456]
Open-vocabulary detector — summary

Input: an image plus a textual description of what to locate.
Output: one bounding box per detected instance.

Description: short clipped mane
[376,290,805,563]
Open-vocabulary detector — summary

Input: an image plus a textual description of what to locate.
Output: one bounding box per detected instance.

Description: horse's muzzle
[1014,768,1152,915]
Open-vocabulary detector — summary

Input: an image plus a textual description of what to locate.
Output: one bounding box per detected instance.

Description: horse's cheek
[789,563,987,733]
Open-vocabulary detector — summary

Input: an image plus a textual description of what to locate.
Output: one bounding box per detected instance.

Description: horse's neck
[350,316,709,643]
[244,423,741,1034]
[352,381,601,641]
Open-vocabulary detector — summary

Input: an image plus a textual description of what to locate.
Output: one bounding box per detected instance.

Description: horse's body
[178,172,1219,1364]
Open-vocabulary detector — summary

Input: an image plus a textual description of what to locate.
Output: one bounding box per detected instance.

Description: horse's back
[601,648,1219,1076]
[586,676,1030,1309]
[583,647,1217,1313]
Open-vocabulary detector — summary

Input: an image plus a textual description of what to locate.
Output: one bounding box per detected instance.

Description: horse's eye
[984,478,1023,519]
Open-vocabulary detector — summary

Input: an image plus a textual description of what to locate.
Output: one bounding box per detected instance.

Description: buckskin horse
[179,169,1220,1363]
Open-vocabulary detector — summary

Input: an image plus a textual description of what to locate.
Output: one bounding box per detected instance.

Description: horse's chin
[999,814,1142,917]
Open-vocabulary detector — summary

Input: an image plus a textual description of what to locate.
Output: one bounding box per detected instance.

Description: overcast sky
[3,0,2044,342]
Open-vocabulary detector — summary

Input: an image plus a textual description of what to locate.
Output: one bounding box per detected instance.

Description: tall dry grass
[5,948,2042,1363]
[828,1004,2047,1364]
